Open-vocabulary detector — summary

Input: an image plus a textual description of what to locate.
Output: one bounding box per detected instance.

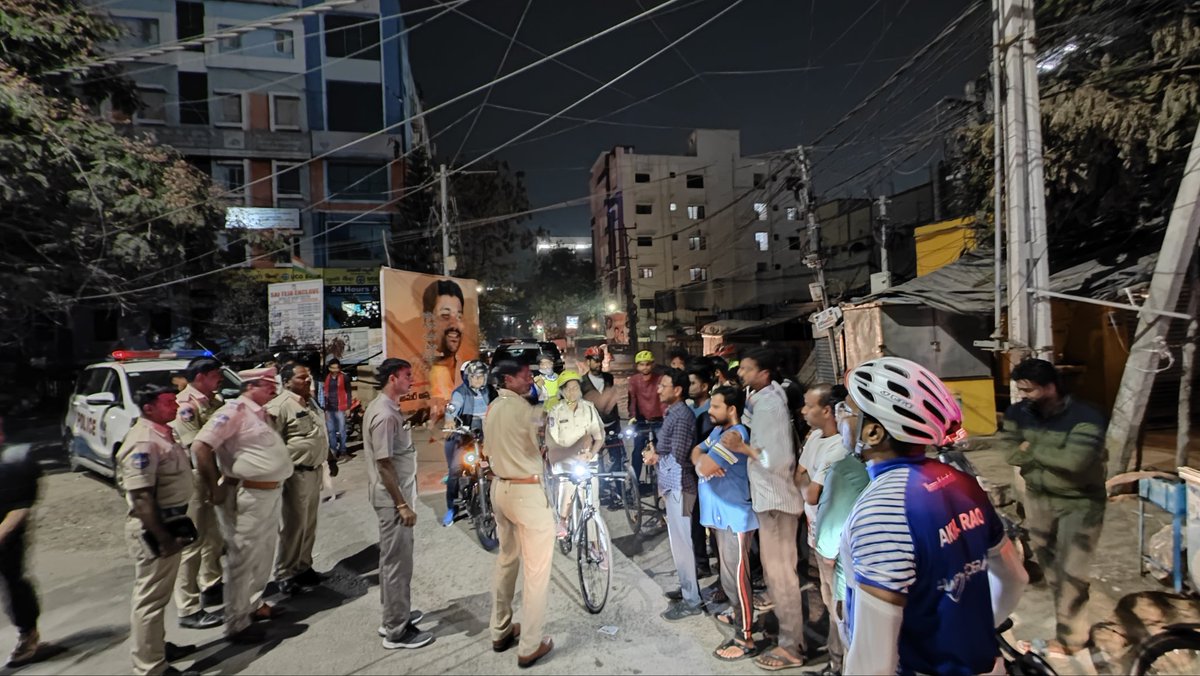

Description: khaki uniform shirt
[171,384,219,450]
[482,389,542,480]
[363,393,417,510]
[193,395,293,483]
[117,418,194,514]
[265,390,329,467]
[545,399,603,465]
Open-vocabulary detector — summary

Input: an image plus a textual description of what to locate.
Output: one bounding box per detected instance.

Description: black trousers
[0,527,39,633]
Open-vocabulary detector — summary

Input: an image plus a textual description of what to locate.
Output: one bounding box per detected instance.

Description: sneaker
[661,602,703,622]
[382,624,434,650]
[664,588,683,601]
[377,611,425,636]
[7,629,39,667]
[441,509,456,527]
[179,610,224,629]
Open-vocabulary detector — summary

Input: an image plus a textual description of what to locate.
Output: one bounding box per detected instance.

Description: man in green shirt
[1001,358,1107,656]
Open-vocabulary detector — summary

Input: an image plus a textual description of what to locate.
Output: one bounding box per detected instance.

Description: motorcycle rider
[442,360,491,527]
[839,357,1028,674]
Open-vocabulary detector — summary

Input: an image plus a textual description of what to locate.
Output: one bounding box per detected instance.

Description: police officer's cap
[238,366,277,384]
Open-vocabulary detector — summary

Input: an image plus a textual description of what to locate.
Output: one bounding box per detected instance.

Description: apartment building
[98,0,423,269]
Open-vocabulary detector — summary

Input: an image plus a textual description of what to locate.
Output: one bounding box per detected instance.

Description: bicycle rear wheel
[577,511,611,613]
[1131,629,1200,675]
[621,465,643,534]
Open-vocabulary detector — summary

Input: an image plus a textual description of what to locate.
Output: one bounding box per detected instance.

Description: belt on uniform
[294,464,319,472]
[241,479,281,490]
[497,475,541,485]
[160,505,189,519]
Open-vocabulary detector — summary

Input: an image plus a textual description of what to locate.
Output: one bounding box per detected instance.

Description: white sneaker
[377,610,424,636]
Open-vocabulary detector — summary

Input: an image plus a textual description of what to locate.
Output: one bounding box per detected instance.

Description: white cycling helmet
[844,356,963,446]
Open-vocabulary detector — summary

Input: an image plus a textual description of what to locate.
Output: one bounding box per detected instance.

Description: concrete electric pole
[439,163,451,276]
[876,195,891,281]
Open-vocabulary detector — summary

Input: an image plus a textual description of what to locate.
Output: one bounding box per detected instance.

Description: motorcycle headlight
[463,452,477,467]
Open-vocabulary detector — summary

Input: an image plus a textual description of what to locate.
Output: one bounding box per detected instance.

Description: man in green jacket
[1001,358,1107,656]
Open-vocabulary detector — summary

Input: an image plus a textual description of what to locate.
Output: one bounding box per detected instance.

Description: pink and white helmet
[844,356,963,446]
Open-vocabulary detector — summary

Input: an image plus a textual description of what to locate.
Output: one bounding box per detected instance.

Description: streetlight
[606,302,617,313]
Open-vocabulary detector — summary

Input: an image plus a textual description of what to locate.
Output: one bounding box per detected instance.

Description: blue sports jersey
[841,456,1004,675]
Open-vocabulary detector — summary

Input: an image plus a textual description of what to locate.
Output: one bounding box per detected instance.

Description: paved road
[0,428,1168,675]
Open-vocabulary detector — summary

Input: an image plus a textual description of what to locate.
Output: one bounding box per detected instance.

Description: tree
[391,146,438,274]
[527,247,603,338]
[944,0,1200,267]
[0,0,228,349]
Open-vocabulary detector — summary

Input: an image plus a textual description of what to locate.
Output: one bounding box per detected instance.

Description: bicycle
[994,618,1058,675]
[550,458,615,613]
[624,424,665,534]
[1128,624,1200,675]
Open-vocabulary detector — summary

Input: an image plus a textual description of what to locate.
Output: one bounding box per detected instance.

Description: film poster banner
[268,278,324,349]
[605,312,629,352]
[380,268,480,418]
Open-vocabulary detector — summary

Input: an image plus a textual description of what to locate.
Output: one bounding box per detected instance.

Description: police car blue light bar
[110,350,213,361]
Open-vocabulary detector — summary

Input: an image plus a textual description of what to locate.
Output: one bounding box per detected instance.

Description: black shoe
[294,568,324,586]
[164,641,197,661]
[664,588,683,601]
[382,624,434,650]
[696,562,714,578]
[278,579,312,596]
[227,625,269,644]
[661,601,704,621]
[200,583,223,607]
[179,610,224,629]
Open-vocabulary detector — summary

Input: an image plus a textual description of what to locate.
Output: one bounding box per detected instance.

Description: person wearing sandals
[692,386,761,663]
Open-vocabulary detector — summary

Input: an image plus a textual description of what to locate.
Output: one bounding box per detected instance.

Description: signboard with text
[267,278,323,349]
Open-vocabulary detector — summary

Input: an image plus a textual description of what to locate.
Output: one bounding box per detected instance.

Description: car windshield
[495,346,541,364]
[125,368,241,398]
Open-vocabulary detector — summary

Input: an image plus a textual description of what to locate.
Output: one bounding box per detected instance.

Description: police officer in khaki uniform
[191,367,293,644]
[267,363,334,594]
[170,357,225,630]
[485,360,555,668]
[119,385,197,675]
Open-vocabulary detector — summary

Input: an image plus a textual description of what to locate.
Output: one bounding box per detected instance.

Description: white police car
[63,350,241,483]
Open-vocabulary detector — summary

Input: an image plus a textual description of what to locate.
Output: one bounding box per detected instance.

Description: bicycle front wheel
[1131,629,1200,675]
[577,512,612,613]
[621,465,643,534]
[473,476,498,551]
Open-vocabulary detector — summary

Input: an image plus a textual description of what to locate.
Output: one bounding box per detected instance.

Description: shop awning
[700,303,820,336]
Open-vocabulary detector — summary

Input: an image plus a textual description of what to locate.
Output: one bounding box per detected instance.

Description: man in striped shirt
[840,357,1027,675]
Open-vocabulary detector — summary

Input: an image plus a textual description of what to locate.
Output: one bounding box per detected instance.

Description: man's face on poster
[434,293,464,357]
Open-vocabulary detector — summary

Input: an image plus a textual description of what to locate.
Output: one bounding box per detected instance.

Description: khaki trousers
[757,509,806,654]
[125,518,183,676]
[217,485,282,635]
[375,505,416,633]
[1025,492,1106,649]
[276,469,321,580]
[173,470,223,616]
[817,555,844,672]
[490,481,555,657]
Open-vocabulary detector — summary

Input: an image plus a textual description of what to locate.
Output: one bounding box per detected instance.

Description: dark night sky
[404,0,990,236]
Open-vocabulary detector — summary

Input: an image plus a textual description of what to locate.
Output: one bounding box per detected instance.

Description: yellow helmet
[635,350,654,364]
[557,370,582,388]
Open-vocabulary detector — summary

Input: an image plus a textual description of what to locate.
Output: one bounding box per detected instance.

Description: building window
[326,81,381,132]
[786,207,798,221]
[757,262,768,272]
[669,202,677,212]
[754,173,765,188]
[113,16,159,49]
[788,236,802,250]
[327,162,388,201]
[754,203,768,221]
[175,1,204,49]
[135,87,168,124]
[218,26,295,58]
[324,15,380,60]
[686,174,704,189]
[687,205,705,220]
[689,266,709,282]
[176,72,208,125]
[635,172,650,183]
[271,94,301,130]
[688,234,706,251]
[213,161,246,196]
[635,203,653,215]
[267,235,301,266]
[275,162,303,199]
[639,267,654,278]
[324,218,387,262]
[637,236,653,247]
[755,232,769,251]
[213,91,243,127]
[274,30,294,56]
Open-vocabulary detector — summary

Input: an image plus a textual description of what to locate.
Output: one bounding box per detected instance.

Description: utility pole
[438,163,451,276]
[876,195,891,280]
[1106,117,1200,476]
[998,0,1054,382]
[796,145,840,376]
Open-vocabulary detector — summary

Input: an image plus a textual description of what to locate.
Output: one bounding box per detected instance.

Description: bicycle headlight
[570,461,592,480]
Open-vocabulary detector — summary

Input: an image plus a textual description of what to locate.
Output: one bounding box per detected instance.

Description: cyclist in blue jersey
[840,357,1028,675]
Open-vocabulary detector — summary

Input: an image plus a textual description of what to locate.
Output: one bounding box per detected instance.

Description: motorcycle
[445,421,498,551]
